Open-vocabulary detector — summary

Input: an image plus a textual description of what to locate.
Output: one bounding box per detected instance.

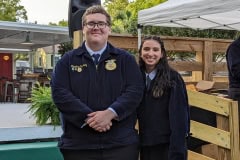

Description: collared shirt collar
[75,42,121,56]
[145,69,157,80]
[85,42,107,56]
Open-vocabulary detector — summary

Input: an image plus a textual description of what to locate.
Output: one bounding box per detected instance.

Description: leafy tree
[58,42,73,56]
[49,19,68,27]
[14,53,29,61]
[104,0,130,33]
[104,0,165,34]
[58,20,68,27]
[0,0,27,21]
[127,0,165,18]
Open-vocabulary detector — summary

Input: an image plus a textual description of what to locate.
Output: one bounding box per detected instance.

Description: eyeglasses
[84,22,109,29]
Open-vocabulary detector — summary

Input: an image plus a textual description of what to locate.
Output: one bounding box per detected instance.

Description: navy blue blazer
[226,37,240,88]
[51,42,144,149]
[137,69,190,160]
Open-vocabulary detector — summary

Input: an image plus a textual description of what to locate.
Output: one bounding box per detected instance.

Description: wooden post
[229,100,240,160]
[203,41,213,81]
[216,115,231,160]
[216,99,239,160]
[192,51,203,81]
[73,30,84,49]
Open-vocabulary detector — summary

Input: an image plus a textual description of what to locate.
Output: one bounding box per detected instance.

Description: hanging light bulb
[3,55,10,61]
[21,31,34,45]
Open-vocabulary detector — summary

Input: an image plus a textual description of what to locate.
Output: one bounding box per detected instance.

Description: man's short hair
[82,5,111,27]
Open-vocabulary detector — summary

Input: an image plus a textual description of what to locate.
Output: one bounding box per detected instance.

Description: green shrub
[28,82,60,125]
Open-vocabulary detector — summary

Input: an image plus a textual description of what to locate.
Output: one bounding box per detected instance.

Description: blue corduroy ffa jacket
[226,37,240,88]
[137,70,190,160]
[51,42,144,150]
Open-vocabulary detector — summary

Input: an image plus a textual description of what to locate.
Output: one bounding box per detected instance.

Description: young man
[51,5,144,160]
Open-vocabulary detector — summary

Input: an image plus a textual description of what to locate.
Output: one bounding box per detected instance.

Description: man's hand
[86,109,116,132]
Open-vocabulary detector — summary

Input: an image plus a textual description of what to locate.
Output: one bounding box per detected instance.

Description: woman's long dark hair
[139,36,174,98]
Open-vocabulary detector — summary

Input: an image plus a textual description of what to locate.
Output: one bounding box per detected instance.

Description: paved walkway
[0,103,62,142]
[0,103,36,128]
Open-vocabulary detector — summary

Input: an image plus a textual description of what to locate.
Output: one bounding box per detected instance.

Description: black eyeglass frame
[84,22,109,29]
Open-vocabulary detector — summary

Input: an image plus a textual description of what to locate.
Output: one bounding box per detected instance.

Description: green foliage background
[0,0,27,21]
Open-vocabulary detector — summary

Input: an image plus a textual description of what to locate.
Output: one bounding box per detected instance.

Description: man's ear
[82,26,86,35]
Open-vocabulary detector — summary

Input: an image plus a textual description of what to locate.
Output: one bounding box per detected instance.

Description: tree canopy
[0,0,27,21]
[104,0,165,34]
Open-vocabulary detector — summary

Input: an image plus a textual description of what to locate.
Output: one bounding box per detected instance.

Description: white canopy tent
[138,0,240,31]
[0,21,70,52]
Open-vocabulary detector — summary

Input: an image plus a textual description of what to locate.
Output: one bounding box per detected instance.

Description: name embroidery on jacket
[71,64,87,72]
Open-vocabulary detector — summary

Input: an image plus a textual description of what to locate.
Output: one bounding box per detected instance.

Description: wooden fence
[187,90,239,160]
[108,34,232,88]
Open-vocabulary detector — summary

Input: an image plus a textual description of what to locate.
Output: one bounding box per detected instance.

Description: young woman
[137,36,190,160]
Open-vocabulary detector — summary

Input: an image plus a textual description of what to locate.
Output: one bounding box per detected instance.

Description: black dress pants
[140,144,169,160]
[60,144,138,160]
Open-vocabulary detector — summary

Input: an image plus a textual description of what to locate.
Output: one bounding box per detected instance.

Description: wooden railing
[187,90,239,160]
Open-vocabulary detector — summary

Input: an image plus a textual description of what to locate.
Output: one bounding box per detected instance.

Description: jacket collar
[75,41,121,57]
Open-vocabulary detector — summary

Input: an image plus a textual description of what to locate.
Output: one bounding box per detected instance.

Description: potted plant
[28,82,60,125]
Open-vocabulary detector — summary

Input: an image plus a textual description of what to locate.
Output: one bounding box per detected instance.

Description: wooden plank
[212,62,227,72]
[187,90,230,116]
[201,144,218,159]
[190,120,230,149]
[217,147,230,160]
[212,82,228,89]
[184,82,229,90]
[188,150,216,160]
[212,76,228,83]
[108,34,137,49]
[164,39,203,52]
[212,41,231,53]
[229,100,240,160]
[183,76,196,82]
[108,34,232,53]
[169,61,202,71]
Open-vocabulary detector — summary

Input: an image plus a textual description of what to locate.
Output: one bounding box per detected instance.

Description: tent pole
[137,24,143,49]
[52,45,55,68]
